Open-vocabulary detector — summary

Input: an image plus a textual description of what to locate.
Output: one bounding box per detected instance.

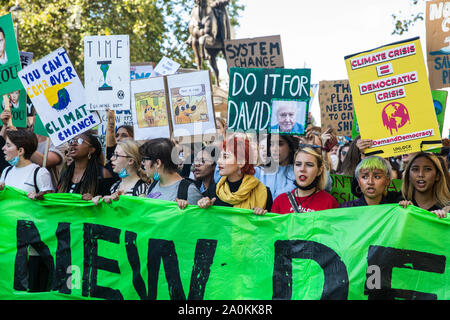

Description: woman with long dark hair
[140,138,203,209]
[399,152,450,218]
[57,131,115,197]
[254,134,298,199]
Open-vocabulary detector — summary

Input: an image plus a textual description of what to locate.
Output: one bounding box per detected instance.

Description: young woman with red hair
[197,134,272,214]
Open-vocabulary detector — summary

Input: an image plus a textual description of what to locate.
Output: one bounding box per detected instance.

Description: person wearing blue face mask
[0,128,54,293]
[0,129,54,198]
[140,138,203,210]
[91,140,149,204]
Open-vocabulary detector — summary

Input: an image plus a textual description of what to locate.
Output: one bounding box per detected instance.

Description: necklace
[294,188,318,212]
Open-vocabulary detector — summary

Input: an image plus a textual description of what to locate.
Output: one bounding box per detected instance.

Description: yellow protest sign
[345,37,442,158]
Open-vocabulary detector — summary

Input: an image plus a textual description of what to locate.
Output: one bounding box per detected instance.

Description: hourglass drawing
[97,60,113,91]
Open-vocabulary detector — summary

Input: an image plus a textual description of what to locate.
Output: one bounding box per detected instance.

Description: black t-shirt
[412,199,442,211]
[0,136,10,176]
[213,177,273,211]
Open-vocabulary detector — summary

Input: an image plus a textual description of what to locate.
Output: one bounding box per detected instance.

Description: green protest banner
[0,186,448,300]
[330,174,403,204]
[33,113,49,137]
[0,14,22,96]
[227,67,311,133]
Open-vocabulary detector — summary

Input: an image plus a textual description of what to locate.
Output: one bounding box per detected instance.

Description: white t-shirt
[0,163,54,193]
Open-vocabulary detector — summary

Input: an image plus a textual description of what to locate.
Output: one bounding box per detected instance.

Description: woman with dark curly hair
[57,130,115,197]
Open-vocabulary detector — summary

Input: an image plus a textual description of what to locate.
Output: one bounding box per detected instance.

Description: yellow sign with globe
[345,37,442,158]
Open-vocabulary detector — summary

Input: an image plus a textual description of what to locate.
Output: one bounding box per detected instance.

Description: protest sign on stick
[319,80,353,137]
[18,47,101,147]
[345,37,442,158]
[131,76,171,141]
[84,35,130,111]
[227,67,310,134]
[167,70,216,140]
[224,35,284,70]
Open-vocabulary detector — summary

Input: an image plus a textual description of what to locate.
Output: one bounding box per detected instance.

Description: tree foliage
[391,0,424,35]
[0,0,244,79]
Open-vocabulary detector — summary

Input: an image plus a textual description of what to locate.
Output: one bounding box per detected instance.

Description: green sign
[330,174,403,204]
[0,88,27,127]
[227,67,311,133]
[0,186,448,300]
[0,14,22,96]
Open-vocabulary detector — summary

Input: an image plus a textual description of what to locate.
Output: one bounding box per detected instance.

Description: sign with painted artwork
[319,80,353,137]
[227,67,311,133]
[0,14,22,96]
[84,35,130,110]
[426,1,450,89]
[131,76,171,140]
[167,70,216,137]
[345,37,442,158]
[18,47,101,146]
[151,56,180,77]
[224,35,284,70]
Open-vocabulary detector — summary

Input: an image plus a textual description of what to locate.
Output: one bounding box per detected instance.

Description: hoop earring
[355,185,362,194]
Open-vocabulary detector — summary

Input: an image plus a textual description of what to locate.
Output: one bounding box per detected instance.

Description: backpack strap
[146,180,158,195]
[177,179,194,201]
[3,166,13,180]
[33,167,41,193]
[286,191,301,213]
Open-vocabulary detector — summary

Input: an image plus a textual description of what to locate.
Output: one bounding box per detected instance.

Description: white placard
[18,47,101,146]
[167,70,216,137]
[152,56,180,77]
[84,35,130,111]
[131,76,171,140]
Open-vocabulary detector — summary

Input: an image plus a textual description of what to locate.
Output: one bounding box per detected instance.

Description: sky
[216,0,450,137]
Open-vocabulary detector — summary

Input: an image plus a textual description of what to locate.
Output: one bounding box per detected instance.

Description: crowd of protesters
[0,107,449,292]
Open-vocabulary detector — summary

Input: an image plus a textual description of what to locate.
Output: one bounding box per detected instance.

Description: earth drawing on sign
[381,101,410,135]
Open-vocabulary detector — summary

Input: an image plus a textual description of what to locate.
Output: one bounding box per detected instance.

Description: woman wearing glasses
[271,147,338,214]
[90,140,149,205]
[57,131,116,197]
[140,138,203,209]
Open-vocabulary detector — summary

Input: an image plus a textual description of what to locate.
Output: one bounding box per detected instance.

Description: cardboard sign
[152,56,180,77]
[432,89,448,135]
[319,80,353,136]
[18,47,101,146]
[224,35,284,70]
[84,35,130,110]
[345,37,442,158]
[131,76,171,140]
[0,14,22,96]
[167,70,216,137]
[227,67,311,133]
[426,1,450,89]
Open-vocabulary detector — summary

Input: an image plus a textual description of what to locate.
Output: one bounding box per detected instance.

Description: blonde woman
[271,147,338,214]
[92,140,148,204]
[399,152,450,218]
